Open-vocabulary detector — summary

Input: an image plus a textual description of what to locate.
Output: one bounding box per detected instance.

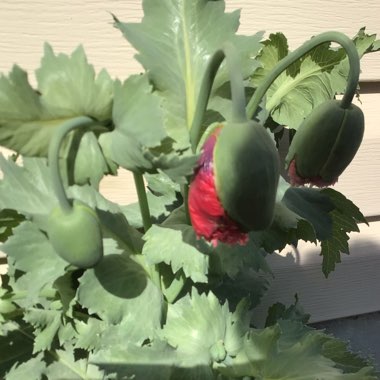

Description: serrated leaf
[99,75,198,181]
[319,189,365,277]
[251,33,289,86]
[76,253,163,338]
[218,320,378,379]
[161,290,228,362]
[282,187,334,240]
[0,156,56,218]
[44,346,105,380]
[114,0,262,138]
[24,308,61,353]
[213,239,271,279]
[2,222,67,307]
[0,209,25,243]
[36,44,113,121]
[254,28,378,130]
[142,225,209,283]
[213,268,270,310]
[0,44,113,157]
[0,321,35,378]
[142,147,199,184]
[265,295,310,327]
[4,354,45,380]
[322,188,367,224]
[99,75,167,172]
[266,56,334,129]
[74,318,107,351]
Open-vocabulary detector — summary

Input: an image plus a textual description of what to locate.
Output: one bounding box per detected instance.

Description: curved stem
[189,44,250,151]
[133,172,152,232]
[48,116,96,213]
[224,42,247,123]
[190,50,225,152]
[247,31,360,119]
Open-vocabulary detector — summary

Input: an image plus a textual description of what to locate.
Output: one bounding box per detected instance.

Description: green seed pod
[285,100,364,186]
[213,121,280,231]
[47,201,103,268]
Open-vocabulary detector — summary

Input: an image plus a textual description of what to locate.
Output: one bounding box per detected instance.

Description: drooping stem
[189,44,249,151]
[224,42,248,123]
[247,31,360,119]
[133,172,152,232]
[190,49,224,152]
[48,116,96,213]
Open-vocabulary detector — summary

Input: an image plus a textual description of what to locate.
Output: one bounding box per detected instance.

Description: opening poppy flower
[188,127,249,247]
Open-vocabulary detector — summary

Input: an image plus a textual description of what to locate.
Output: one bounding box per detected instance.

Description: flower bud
[285,100,364,187]
[189,121,280,246]
[47,201,103,268]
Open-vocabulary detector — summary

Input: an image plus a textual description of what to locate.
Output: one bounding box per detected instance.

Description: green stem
[224,42,248,123]
[189,44,250,151]
[133,172,152,232]
[247,31,360,119]
[163,270,186,304]
[190,49,225,152]
[48,116,96,212]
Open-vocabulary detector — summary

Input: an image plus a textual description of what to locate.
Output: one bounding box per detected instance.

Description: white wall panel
[0,1,379,80]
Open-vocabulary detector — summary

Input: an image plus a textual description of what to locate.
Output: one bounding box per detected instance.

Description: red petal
[188,129,248,247]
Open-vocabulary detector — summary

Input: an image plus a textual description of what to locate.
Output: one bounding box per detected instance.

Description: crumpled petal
[188,129,248,247]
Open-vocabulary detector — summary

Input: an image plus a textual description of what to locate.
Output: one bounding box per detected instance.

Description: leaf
[0,44,113,157]
[99,75,199,181]
[142,225,209,283]
[91,340,176,380]
[4,354,45,380]
[36,44,113,122]
[73,318,107,351]
[44,346,105,379]
[114,0,262,137]
[218,320,378,379]
[282,187,334,241]
[253,28,378,130]
[265,295,310,327]
[160,290,249,364]
[0,320,35,378]
[213,268,270,310]
[251,33,290,87]
[24,308,62,353]
[2,222,67,308]
[0,209,25,243]
[213,238,271,279]
[0,156,56,218]
[320,189,366,277]
[76,253,163,337]
[331,28,379,93]
[266,56,334,129]
[99,75,167,173]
